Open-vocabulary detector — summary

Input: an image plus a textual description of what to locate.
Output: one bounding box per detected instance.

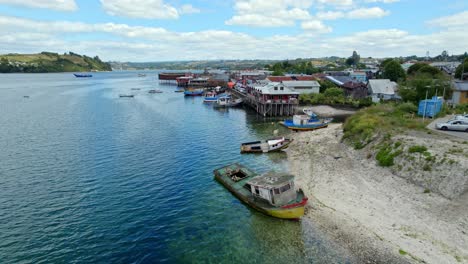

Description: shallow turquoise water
[0,71,349,263]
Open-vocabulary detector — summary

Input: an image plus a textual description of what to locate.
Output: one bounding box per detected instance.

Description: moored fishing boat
[119,94,134,98]
[184,88,204,96]
[241,137,293,153]
[213,94,243,108]
[213,163,307,219]
[73,73,92,78]
[281,108,333,131]
[148,89,163,93]
[203,91,218,103]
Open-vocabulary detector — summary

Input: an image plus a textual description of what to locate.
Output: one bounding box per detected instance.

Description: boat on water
[131,88,141,90]
[73,73,92,78]
[138,73,146,77]
[203,91,218,103]
[213,163,307,219]
[148,89,163,93]
[213,94,243,108]
[174,90,184,93]
[281,108,333,131]
[184,88,204,96]
[241,137,293,153]
[119,94,134,98]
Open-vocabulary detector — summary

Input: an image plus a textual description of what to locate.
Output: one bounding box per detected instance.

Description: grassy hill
[0,52,112,73]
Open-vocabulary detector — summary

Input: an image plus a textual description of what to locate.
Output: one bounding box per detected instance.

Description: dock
[230,89,298,117]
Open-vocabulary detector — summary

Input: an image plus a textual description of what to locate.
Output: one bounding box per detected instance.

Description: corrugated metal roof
[453,81,468,91]
[253,82,299,95]
[282,80,320,87]
[368,79,397,95]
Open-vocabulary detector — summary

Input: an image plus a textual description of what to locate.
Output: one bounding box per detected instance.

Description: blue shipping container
[418,97,442,117]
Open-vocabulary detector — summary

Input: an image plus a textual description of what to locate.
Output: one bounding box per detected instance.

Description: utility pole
[423,88,429,122]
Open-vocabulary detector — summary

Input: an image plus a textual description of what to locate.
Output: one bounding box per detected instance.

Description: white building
[282,80,320,94]
[367,79,399,102]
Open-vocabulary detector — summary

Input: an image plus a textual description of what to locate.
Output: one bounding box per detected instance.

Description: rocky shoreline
[287,124,468,263]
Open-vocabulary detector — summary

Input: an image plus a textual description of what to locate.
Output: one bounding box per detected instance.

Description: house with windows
[367,79,399,102]
[247,82,299,116]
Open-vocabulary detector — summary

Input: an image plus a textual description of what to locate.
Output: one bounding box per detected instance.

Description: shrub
[396,102,418,114]
[408,145,427,153]
[376,144,402,167]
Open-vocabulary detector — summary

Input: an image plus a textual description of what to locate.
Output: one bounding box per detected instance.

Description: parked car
[452,114,468,122]
[435,120,468,132]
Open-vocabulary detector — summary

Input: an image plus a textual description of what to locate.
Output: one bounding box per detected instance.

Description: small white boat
[148,89,163,93]
[203,91,218,103]
[213,95,243,108]
[241,137,293,153]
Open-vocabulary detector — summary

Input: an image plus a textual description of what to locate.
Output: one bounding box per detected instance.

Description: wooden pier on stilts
[230,88,298,117]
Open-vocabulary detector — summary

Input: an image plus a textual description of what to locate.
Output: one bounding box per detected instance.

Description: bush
[408,145,427,153]
[396,102,417,114]
[375,144,402,167]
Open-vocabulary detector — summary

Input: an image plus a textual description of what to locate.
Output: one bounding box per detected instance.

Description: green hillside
[0,52,112,73]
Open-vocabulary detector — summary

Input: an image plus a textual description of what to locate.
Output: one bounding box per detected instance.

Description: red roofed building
[266,76,293,82]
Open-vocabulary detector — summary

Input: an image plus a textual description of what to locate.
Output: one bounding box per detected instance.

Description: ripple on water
[0,72,350,263]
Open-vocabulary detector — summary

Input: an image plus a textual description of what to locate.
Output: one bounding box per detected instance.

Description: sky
[0,0,467,62]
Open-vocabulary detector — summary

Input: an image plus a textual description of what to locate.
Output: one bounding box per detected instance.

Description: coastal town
[1,0,468,263]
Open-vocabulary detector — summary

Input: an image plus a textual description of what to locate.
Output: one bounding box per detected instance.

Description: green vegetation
[376,144,402,166]
[398,64,451,104]
[399,249,408,256]
[266,60,321,75]
[0,52,112,73]
[454,58,468,79]
[408,145,427,153]
[382,59,406,82]
[343,104,426,149]
[299,87,372,108]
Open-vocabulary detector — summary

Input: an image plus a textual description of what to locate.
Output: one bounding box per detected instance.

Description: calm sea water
[0,72,349,263]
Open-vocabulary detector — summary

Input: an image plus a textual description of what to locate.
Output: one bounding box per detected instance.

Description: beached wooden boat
[282,109,332,131]
[119,94,134,98]
[241,137,293,153]
[213,163,307,219]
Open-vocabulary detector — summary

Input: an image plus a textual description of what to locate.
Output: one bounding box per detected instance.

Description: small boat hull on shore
[280,120,331,131]
[282,109,333,131]
[241,137,293,153]
[213,163,307,219]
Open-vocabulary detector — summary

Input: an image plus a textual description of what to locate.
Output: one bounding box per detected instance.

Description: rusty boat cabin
[213,163,307,219]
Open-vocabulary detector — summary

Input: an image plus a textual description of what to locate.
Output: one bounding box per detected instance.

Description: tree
[407,63,441,76]
[345,57,355,66]
[352,51,360,67]
[383,60,406,82]
[454,58,468,79]
[271,69,284,76]
[318,80,337,93]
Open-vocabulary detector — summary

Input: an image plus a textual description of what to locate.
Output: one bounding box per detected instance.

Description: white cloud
[301,20,332,33]
[364,0,399,3]
[100,0,179,19]
[0,0,77,11]
[346,7,390,19]
[316,11,345,20]
[1,14,467,61]
[427,11,468,28]
[316,0,353,7]
[179,4,200,14]
[225,0,313,27]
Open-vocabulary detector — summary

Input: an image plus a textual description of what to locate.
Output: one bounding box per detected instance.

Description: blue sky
[0,0,467,61]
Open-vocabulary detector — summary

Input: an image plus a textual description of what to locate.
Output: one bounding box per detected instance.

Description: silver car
[435,120,468,132]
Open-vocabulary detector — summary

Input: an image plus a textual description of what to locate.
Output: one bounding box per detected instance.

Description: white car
[453,114,468,122]
[435,120,468,132]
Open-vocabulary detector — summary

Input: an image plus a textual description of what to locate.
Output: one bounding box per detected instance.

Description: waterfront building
[282,80,320,94]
